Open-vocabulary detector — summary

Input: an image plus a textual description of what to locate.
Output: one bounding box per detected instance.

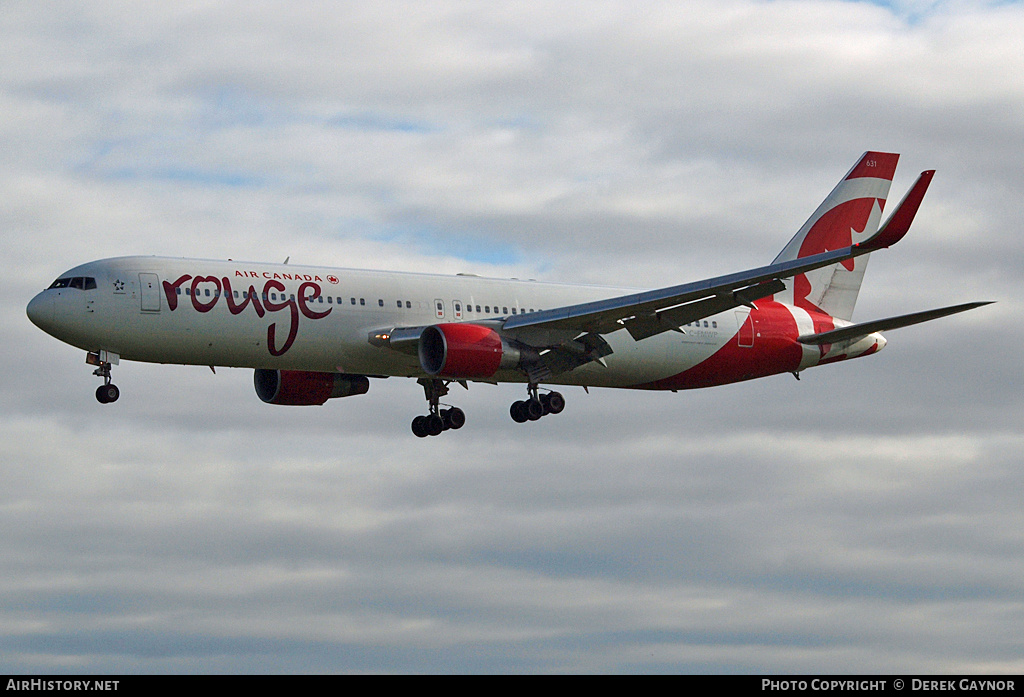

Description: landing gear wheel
[511,385,566,424]
[545,391,565,414]
[510,400,529,423]
[95,384,119,404]
[425,413,444,436]
[525,397,545,421]
[413,378,467,437]
[90,354,119,404]
[443,407,466,430]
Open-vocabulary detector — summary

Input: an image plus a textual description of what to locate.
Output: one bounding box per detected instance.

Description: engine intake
[419,323,520,378]
[254,369,369,406]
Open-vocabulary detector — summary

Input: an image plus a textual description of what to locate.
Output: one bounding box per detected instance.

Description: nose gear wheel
[88,352,120,404]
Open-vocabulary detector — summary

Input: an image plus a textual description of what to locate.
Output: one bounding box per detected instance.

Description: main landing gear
[412,378,466,438]
[88,352,119,404]
[510,383,565,424]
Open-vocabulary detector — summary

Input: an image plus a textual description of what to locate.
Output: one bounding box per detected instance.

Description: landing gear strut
[510,383,564,423]
[88,352,119,404]
[412,378,466,438]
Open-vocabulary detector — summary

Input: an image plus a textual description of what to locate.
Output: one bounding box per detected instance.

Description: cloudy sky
[2,0,1022,674]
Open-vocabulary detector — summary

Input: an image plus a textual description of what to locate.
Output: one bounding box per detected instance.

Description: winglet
[859,169,935,251]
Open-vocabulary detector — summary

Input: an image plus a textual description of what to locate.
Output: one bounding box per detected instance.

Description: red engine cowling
[254,369,369,406]
[418,323,520,378]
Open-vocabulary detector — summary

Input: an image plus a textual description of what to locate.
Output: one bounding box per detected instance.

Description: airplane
[26,151,990,437]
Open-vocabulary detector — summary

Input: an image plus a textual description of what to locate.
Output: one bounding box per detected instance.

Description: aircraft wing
[501,169,934,342]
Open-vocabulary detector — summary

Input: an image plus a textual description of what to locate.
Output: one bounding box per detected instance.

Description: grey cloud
[3,0,1022,674]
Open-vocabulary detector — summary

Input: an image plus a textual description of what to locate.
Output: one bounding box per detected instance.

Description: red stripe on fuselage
[633,301,805,390]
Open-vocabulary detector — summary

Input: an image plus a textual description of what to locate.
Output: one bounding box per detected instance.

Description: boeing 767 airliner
[27,152,990,436]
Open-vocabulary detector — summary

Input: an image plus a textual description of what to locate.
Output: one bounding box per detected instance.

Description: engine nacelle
[419,323,520,378]
[254,369,369,406]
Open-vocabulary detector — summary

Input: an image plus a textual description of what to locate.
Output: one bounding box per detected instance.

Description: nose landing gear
[87,351,120,404]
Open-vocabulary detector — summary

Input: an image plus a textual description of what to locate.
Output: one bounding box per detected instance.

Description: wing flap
[623,279,786,341]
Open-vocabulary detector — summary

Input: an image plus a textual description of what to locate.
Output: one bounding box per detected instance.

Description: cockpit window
[47,276,96,290]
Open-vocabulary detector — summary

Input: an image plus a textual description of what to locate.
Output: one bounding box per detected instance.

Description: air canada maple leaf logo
[327,275,339,284]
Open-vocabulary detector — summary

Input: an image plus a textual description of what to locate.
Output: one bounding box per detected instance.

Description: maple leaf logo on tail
[771,152,899,321]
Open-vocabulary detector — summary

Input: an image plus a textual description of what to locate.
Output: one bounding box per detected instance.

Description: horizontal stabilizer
[797,301,993,345]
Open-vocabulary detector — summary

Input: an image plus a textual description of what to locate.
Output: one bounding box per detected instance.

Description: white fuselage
[26,255,883,392]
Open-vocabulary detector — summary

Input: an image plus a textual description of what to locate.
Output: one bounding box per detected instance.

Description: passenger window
[378,299,384,307]
[475,305,481,313]
[360,298,365,306]
[503,307,508,314]
[397,300,402,308]
[512,308,517,315]
[406,301,411,309]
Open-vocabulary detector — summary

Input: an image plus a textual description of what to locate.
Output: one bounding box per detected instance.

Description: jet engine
[254,369,369,406]
[418,323,520,378]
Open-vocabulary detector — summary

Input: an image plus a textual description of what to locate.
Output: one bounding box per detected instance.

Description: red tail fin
[772,151,899,321]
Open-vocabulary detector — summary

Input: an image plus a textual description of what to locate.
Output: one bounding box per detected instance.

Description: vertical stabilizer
[772,152,899,320]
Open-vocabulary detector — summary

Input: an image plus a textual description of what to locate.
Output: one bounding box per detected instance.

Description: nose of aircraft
[26,291,55,333]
